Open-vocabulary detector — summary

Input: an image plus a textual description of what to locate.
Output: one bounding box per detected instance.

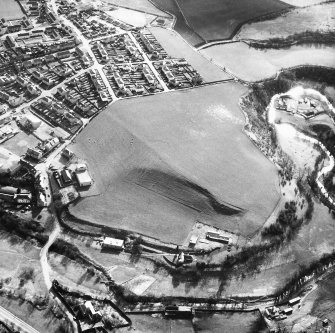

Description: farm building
[165,305,193,318]
[102,237,124,251]
[189,235,198,246]
[206,232,231,244]
[75,169,92,187]
[288,297,301,306]
[283,308,293,315]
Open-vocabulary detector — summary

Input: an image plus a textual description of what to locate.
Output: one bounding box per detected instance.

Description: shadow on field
[126,168,243,216]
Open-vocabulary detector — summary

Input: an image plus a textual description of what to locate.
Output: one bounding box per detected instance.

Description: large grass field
[174,0,291,43]
[236,2,335,41]
[0,0,24,19]
[149,27,232,82]
[69,83,279,243]
[280,0,329,6]
[200,42,335,82]
[118,311,267,333]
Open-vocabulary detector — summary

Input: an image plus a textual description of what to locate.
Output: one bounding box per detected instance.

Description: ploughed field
[69,83,279,243]
[168,0,291,45]
[151,0,204,46]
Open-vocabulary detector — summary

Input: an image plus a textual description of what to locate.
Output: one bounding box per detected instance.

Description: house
[26,147,43,160]
[5,35,17,48]
[42,77,54,87]
[144,72,155,85]
[44,137,59,152]
[16,76,29,87]
[57,86,67,96]
[0,91,9,103]
[132,85,144,94]
[59,67,73,78]
[102,237,124,251]
[0,104,8,115]
[99,91,108,102]
[45,54,55,62]
[27,83,40,95]
[31,70,44,81]
[0,75,16,86]
[8,94,24,107]
[65,93,79,104]
[41,96,53,106]
[139,32,155,53]
[61,169,72,185]
[61,148,73,159]
[0,113,11,126]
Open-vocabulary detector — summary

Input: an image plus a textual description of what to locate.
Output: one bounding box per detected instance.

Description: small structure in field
[288,297,301,306]
[206,231,231,244]
[102,237,124,251]
[165,305,193,318]
[189,235,198,247]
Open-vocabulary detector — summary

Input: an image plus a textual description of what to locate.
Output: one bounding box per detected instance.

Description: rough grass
[236,2,335,41]
[0,0,24,19]
[69,83,279,243]
[200,43,335,82]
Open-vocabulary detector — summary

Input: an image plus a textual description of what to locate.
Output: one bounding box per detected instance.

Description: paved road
[0,305,40,333]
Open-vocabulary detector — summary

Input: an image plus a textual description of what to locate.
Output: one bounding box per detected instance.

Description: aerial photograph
[0,0,334,332]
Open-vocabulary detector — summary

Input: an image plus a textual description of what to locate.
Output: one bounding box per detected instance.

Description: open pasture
[69,83,279,243]
[236,2,335,41]
[279,0,329,6]
[200,42,335,82]
[102,0,170,17]
[174,0,291,43]
[0,0,24,19]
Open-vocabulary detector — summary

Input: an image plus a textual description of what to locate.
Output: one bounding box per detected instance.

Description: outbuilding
[75,170,92,187]
[102,237,124,251]
[288,297,301,306]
